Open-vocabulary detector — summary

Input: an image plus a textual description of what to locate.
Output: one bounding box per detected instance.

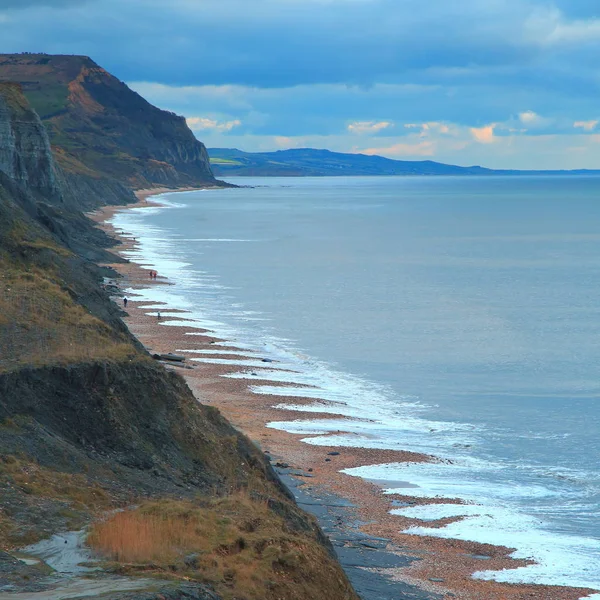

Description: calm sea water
[112,176,600,594]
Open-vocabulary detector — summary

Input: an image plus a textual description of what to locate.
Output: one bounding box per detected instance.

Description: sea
[111,176,600,596]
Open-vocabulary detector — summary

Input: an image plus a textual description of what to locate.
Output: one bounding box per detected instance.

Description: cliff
[0,82,63,201]
[0,54,221,208]
[0,77,357,600]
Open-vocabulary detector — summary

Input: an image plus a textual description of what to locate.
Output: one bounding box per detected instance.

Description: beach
[90,188,597,600]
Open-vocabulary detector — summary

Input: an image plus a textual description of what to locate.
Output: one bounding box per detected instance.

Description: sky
[2,0,600,169]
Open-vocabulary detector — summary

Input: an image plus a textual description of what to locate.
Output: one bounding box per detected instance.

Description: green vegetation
[0,262,137,372]
[209,157,243,166]
[25,85,69,119]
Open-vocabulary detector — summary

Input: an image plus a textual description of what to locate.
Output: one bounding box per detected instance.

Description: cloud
[3,0,600,168]
[186,117,241,132]
[347,121,393,134]
[519,110,541,124]
[574,120,598,131]
[470,124,497,144]
[405,122,451,136]
[361,140,436,157]
[525,7,600,45]
[273,136,297,148]
[4,0,600,90]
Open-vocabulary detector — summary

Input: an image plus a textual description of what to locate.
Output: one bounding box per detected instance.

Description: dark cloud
[1,0,599,168]
[0,0,590,87]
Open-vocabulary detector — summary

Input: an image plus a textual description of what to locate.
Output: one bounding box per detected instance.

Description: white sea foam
[343,460,600,590]
[223,369,314,384]
[250,385,353,403]
[176,349,259,356]
[272,403,372,419]
[404,506,600,590]
[176,238,258,242]
[190,358,285,368]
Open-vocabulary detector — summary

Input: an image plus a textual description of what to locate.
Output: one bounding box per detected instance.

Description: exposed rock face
[0,54,220,207]
[0,82,62,201]
[0,84,126,256]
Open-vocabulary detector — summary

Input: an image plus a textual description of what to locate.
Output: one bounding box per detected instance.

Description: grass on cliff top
[0,264,137,372]
[0,454,117,548]
[209,157,243,166]
[25,85,69,120]
[89,496,355,600]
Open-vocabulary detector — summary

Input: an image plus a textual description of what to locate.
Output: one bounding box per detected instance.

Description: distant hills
[209,147,600,177]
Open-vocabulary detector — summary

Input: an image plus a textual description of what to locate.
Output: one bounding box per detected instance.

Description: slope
[0,53,220,208]
[0,80,357,600]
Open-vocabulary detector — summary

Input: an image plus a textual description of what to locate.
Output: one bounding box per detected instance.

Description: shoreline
[90,188,596,600]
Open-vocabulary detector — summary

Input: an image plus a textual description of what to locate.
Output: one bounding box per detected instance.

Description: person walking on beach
[123,297,128,308]
[157,311,161,320]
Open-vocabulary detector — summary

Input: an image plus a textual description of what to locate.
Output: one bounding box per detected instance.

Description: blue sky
[2,0,600,168]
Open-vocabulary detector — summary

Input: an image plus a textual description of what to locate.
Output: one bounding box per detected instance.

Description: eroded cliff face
[0,54,218,205]
[0,83,62,201]
[0,77,358,600]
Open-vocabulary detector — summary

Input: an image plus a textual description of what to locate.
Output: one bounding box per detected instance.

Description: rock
[114,583,222,599]
[184,553,200,569]
[0,83,63,200]
[359,541,382,550]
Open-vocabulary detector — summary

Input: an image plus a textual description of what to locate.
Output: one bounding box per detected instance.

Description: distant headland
[209,147,600,177]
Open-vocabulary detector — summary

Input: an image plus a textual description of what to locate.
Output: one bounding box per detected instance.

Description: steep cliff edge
[0,82,63,201]
[0,75,357,600]
[0,53,221,208]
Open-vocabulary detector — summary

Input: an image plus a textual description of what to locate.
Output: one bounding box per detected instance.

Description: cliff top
[0,53,217,194]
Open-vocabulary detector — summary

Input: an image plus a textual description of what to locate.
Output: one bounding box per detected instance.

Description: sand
[89,189,596,600]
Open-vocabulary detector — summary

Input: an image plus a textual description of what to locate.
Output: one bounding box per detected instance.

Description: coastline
[90,188,596,600]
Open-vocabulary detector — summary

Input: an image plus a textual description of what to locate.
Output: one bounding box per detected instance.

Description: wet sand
[90,189,596,600]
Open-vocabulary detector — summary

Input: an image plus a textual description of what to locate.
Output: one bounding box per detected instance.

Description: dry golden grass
[88,510,201,563]
[0,510,16,548]
[89,496,357,600]
[0,263,138,371]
